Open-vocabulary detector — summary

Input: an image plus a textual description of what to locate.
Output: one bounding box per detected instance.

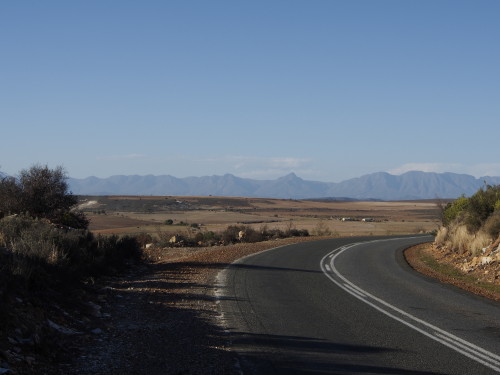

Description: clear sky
[1,1,499,182]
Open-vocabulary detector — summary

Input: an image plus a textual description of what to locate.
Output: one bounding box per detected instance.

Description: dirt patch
[405,243,500,302]
[87,214,156,232]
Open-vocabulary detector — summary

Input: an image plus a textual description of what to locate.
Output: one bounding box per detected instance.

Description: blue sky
[1,1,499,182]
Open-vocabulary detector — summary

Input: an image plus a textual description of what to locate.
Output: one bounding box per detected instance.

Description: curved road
[217,236,500,374]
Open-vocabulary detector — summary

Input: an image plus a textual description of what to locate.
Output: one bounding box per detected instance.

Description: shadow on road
[67,237,446,375]
[226,331,448,375]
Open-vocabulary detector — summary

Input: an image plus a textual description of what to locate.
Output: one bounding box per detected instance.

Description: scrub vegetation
[436,184,500,256]
[154,224,309,248]
[0,165,146,374]
[409,183,500,299]
[0,166,143,290]
[0,166,312,297]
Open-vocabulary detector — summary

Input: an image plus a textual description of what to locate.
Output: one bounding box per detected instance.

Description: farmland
[79,195,441,238]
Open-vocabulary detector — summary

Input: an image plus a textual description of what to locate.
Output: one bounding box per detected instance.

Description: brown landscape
[62,196,444,374]
[4,195,500,374]
[80,195,441,238]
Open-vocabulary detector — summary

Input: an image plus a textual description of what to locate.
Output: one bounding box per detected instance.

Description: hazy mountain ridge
[60,171,500,200]
[4,169,498,200]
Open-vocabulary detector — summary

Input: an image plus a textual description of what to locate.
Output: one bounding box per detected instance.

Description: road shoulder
[405,243,500,302]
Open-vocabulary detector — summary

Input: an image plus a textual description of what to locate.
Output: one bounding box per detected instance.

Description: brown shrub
[483,211,500,239]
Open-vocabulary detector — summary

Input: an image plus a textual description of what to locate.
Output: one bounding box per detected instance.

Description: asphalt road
[217,236,500,374]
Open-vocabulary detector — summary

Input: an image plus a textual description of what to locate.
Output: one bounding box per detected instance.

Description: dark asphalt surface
[218,236,500,374]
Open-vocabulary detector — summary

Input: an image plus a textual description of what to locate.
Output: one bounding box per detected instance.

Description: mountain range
[62,171,500,200]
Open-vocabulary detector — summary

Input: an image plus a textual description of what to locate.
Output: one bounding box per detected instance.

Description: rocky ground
[405,240,500,302]
[2,236,498,374]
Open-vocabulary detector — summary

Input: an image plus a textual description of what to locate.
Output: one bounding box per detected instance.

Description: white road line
[343,283,367,298]
[320,238,500,373]
[435,332,500,366]
[436,330,500,362]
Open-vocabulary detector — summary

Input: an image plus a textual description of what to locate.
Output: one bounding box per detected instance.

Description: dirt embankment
[405,243,500,302]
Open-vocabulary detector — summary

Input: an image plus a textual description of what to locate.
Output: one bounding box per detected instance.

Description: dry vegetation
[4,166,497,375]
[80,195,440,238]
[6,186,500,375]
[404,185,500,302]
[432,185,500,282]
[1,192,442,375]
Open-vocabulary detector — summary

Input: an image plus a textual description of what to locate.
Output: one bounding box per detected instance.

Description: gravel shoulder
[64,237,317,375]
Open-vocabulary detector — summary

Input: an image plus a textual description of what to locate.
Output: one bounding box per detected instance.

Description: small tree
[17,165,76,216]
[0,176,22,217]
[0,165,88,229]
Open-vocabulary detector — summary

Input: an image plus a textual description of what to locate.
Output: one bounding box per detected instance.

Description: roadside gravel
[64,237,316,375]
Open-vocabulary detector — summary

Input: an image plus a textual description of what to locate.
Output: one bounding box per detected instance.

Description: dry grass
[436,223,493,256]
[434,226,448,245]
[83,196,440,238]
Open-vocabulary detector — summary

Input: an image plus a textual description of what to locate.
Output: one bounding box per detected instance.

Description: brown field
[80,196,441,238]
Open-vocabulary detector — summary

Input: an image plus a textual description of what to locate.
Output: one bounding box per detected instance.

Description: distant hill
[66,171,500,200]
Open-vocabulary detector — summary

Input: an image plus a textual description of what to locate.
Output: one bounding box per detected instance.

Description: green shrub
[464,185,500,233]
[495,200,500,211]
[438,184,500,255]
[442,185,500,233]
[442,196,469,227]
